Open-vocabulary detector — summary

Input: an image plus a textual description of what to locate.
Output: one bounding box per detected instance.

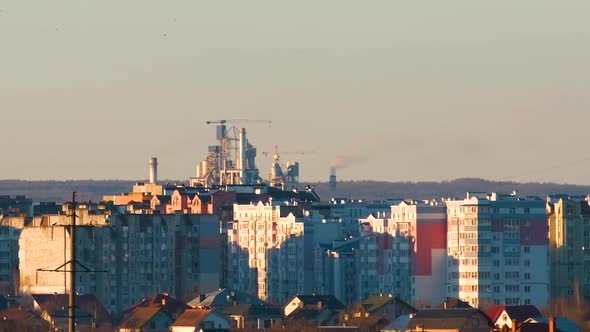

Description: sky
[1,1,590,183]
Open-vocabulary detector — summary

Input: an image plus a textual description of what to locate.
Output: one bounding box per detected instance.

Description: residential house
[354,295,416,323]
[118,307,173,332]
[0,308,49,332]
[407,308,494,332]
[31,293,112,331]
[122,293,189,321]
[170,308,231,332]
[486,305,543,330]
[187,288,264,309]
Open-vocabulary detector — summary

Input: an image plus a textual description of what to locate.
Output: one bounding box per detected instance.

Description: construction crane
[206,119,272,126]
[262,145,312,159]
[264,145,314,189]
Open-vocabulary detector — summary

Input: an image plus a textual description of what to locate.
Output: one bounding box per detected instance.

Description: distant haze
[1,1,590,184]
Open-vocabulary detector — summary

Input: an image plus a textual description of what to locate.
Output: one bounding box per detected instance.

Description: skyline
[2,1,590,183]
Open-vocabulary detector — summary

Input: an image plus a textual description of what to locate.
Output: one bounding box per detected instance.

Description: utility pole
[69,191,76,332]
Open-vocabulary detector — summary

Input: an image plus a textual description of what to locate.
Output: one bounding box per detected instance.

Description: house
[187,288,264,309]
[122,293,190,321]
[0,308,50,332]
[187,288,282,329]
[220,304,284,329]
[486,305,543,330]
[381,314,413,332]
[283,295,345,326]
[407,308,494,332]
[353,295,416,323]
[41,307,96,332]
[435,298,473,309]
[524,318,578,332]
[170,308,231,332]
[516,318,562,332]
[284,294,346,317]
[118,307,173,332]
[31,293,112,331]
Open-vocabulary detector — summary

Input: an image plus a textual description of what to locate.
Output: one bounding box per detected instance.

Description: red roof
[122,293,189,318]
[486,305,542,324]
[170,308,212,327]
[119,307,167,329]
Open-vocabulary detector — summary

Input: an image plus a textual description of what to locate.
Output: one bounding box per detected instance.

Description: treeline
[306,178,590,201]
[2,178,590,203]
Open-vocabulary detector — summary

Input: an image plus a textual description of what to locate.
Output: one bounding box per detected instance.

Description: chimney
[549,317,555,332]
[443,298,449,309]
[149,157,158,184]
[317,301,323,310]
[199,294,206,302]
[329,167,336,198]
[511,319,517,332]
[162,298,166,306]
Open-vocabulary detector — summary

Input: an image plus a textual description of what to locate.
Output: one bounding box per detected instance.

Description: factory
[189,120,301,191]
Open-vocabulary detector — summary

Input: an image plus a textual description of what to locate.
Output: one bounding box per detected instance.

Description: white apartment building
[446,192,549,308]
[227,201,345,303]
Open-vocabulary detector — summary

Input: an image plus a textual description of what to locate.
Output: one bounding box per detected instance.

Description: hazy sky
[1,1,590,183]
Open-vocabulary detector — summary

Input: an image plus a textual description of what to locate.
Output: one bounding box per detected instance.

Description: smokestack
[549,317,555,332]
[329,167,336,198]
[149,157,158,184]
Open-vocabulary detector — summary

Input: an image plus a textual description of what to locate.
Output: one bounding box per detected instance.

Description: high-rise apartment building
[19,206,221,315]
[0,214,26,294]
[227,201,345,303]
[358,215,412,302]
[391,200,447,308]
[547,195,590,299]
[446,192,548,309]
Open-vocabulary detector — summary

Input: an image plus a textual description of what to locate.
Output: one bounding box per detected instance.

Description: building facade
[547,195,590,299]
[446,192,549,309]
[19,206,221,314]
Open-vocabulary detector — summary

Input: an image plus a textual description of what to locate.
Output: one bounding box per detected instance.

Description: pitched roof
[118,307,167,328]
[382,314,412,331]
[0,308,44,321]
[123,293,189,317]
[188,289,264,308]
[220,304,283,318]
[171,308,212,327]
[519,321,564,332]
[360,295,414,313]
[436,298,473,309]
[287,306,337,322]
[527,317,580,332]
[486,305,542,323]
[408,308,494,330]
[287,295,345,311]
[0,309,49,331]
[30,293,111,325]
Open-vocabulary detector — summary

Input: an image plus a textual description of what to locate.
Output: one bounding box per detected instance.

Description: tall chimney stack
[329,167,336,198]
[149,157,158,184]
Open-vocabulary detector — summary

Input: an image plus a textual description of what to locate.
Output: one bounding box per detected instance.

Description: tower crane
[263,145,314,189]
[262,145,313,161]
[206,119,272,126]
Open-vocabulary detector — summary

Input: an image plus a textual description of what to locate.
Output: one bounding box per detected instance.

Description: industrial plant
[189,120,301,190]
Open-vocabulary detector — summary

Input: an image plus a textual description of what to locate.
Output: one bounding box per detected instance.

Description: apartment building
[358,215,412,302]
[227,201,345,303]
[19,207,221,315]
[0,214,26,294]
[446,192,549,309]
[547,195,590,299]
